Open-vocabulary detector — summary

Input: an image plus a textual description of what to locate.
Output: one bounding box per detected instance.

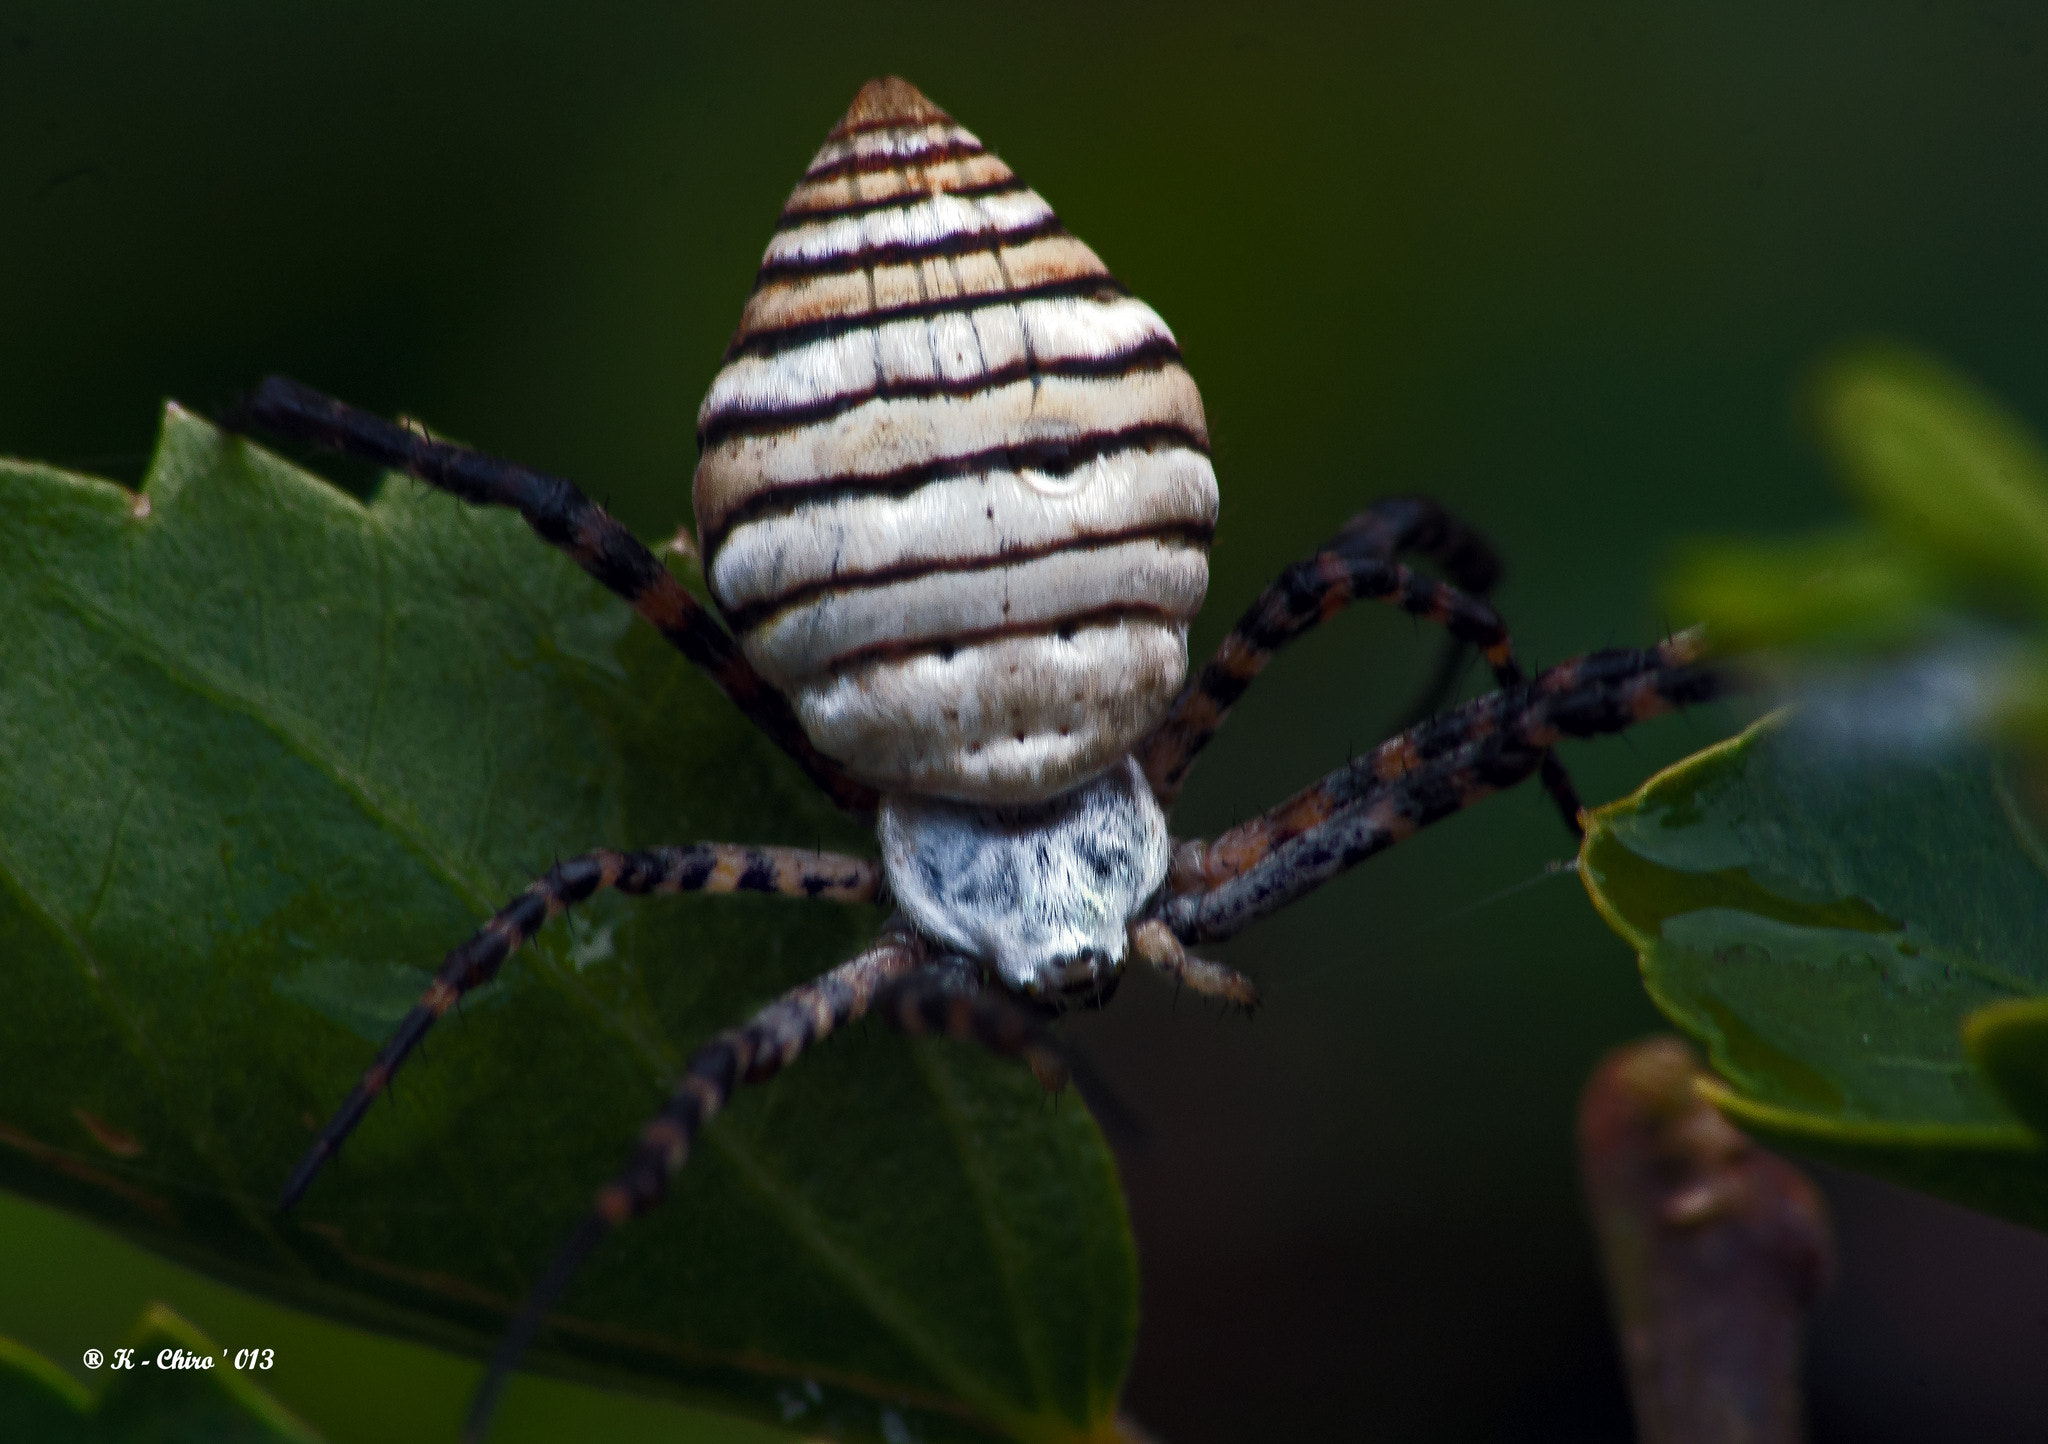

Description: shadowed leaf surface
[1579,714,2048,1233]
[0,408,1137,1443]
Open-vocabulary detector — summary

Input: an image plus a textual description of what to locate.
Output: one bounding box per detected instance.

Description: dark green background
[5,2,2048,1439]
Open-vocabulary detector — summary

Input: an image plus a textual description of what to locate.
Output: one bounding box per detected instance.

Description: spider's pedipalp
[1127,918,1259,1012]
[1138,495,1585,833]
[463,927,927,1444]
[279,844,880,1210]
[1161,633,1718,943]
[225,377,879,817]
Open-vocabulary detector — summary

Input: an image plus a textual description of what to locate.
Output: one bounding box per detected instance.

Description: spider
[225,76,1718,1442]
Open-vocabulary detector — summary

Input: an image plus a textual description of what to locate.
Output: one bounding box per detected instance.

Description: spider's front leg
[224,377,878,817]
[1161,633,1718,943]
[463,942,1169,1440]
[280,843,881,1208]
[1136,495,1585,832]
[464,927,930,1441]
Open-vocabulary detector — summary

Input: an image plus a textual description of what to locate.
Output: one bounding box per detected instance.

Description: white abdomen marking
[694,77,1219,803]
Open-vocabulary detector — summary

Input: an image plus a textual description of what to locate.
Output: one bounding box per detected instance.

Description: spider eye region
[878,758,1169,994]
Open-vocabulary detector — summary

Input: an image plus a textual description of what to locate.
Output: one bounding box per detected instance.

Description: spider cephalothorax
[228,75,1718,1441]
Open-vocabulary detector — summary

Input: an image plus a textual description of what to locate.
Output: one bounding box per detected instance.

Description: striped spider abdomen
[694,78,1220,804]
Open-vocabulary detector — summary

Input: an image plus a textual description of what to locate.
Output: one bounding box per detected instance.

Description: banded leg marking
[878,964,1077,1092]
[1162,635,1719,943]
[280,844,880,1210]
[1166,635,1706,893]
[877,966,1150,1148]
[462,929,926,1444]
[227,376,879,817]
[1138,496,1585,833]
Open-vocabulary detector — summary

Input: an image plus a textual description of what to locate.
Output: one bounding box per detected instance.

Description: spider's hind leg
[1162,633,1718,944]
[1138,494,1585,834]
[224,377,877,816]
[280,843,880,1210]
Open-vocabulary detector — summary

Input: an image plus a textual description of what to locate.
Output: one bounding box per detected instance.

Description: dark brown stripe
[726,273,1127,362]
[821,603,1181,675]
[777,176,1028,230]
[803,138,986,183]
[724,519,1216,634]
[752,213,1066,290]
[828,112,958,141]
[701,421,1209,557]
[698,337,1184,449]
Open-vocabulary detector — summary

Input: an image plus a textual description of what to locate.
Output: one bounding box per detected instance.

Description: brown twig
[1579,1037,1835,1444]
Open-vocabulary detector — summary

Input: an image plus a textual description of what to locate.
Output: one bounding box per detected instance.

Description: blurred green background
[4,2,2048,1440]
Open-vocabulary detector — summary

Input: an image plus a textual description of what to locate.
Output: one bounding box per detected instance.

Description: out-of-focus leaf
[1816,344,2048,616]
[1967,997,2048,1140]
[0,408,1137,1443]
[0,1303,321,1443]
[1579,714,2048,1233]
[0,1333,92,1442]
[1666,344,2048,759]
[1664,528,1938,652]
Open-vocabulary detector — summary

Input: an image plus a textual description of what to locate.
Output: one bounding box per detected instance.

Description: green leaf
[1815,343,2048,618]
[1663,527,1941,653]
[1967,997,2048,1140]
[1578,714,2048,1232]
[0,1303,321,1443]
[0,408,1137,1443]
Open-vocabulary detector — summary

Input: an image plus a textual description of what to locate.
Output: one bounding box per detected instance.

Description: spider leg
[1159,634,1718,943]
[462,927,927,1444]
[876,959,1078,1092]
[224,376,878,817]
[1164,636,1697,895]
[1137,495,1585,834]
[280,844,880,1210]
[876,963,1150,1150]
[1328,498,1507,730]
[1127,919,1259,1011]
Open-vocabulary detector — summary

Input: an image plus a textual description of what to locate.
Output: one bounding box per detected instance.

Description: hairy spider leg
[1340,497,1505,732]
[462,942,1150,1441]
[1170,630,1706,893]
[278,844,880,1210]
[879,962,1080,1090]
[226,376,879,817]
[1159,635,1719,943]
[462,928,928,1444]
[873,964,1151,1156]
[1138,495,1585,833]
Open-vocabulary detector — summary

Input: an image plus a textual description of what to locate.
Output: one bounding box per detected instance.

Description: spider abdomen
[693,78,1219,804]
